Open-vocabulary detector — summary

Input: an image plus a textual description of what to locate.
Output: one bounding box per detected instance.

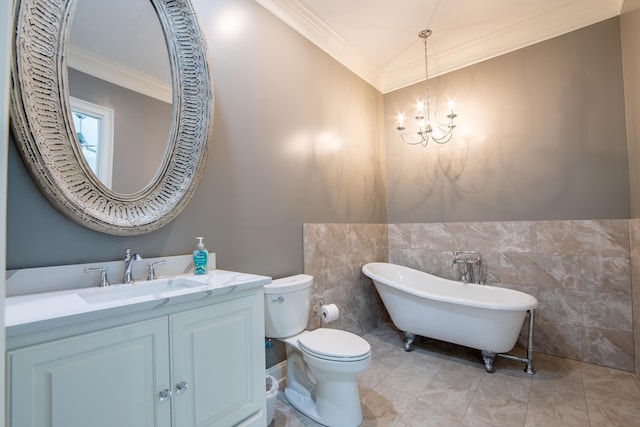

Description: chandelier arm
[431,132,454,144]
[399,132,430,146]
[436,121,455,132]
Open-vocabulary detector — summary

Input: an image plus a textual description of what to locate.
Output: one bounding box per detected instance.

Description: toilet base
[284,381,364,427]
[284,387,323,425]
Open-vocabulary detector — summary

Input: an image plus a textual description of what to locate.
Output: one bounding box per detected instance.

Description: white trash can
[265,375,279,425]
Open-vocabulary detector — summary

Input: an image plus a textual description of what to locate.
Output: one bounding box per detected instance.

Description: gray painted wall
[622,0,640,217]
[6,0,386,277]
[384,18,629,223]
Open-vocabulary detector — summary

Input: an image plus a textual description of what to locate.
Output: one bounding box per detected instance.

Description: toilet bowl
[264,275,371,427]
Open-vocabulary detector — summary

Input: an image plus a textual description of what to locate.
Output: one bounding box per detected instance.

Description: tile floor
[271,323,640,426]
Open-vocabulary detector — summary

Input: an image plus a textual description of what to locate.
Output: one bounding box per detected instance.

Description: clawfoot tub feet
[403,332,416,352]
[525,360,534,375]
[481,350,496,373]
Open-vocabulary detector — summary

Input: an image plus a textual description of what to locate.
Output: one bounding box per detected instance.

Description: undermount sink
[79,277,206,305]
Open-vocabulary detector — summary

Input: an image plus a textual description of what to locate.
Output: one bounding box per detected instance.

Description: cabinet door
[7,318,171,427]
[171,293,265,427]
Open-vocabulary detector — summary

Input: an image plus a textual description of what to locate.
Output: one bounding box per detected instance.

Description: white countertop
[6,269,271,337]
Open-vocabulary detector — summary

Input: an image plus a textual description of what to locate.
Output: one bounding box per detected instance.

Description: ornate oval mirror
[9,0,213,235]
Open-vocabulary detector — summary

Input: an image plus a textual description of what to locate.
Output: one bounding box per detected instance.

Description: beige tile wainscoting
[629,218,640,383]
[303,223,389,335]
[304,220,637,373]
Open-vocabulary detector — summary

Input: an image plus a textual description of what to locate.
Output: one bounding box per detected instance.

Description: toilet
[264,274,371,427]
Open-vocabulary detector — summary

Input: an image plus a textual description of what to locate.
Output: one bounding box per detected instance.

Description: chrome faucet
[123,248,142,284]
[452,250,484,284]
[452,251,472,283]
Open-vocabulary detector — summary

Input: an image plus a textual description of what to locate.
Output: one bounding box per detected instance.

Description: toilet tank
[264,274,313,338]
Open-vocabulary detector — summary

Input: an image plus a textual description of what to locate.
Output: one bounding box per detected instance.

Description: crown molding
[255,0,620,94]
[67,45,172,103]
[254,0,383,91]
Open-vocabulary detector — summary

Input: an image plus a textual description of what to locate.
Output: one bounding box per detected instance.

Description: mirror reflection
[68,0,172,194]
[70,97,114,187]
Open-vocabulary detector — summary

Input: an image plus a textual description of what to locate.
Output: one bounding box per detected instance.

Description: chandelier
[397,29,456,147]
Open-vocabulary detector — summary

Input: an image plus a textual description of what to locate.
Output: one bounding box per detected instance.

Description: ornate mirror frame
[9,0,213,235]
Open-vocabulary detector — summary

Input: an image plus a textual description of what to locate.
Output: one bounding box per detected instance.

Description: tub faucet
[452,251,468,283]
[452,250,484,284]
[123,248,142,284]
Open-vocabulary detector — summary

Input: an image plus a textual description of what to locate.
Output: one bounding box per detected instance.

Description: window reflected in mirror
[71,97,114,188]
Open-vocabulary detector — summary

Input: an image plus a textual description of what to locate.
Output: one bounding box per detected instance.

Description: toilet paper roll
[321,304,339,323]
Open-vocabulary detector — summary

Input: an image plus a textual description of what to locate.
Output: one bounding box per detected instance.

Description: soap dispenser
[193,236,208,275]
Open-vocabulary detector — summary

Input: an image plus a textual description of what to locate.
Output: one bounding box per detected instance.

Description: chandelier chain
[423,33,429,83]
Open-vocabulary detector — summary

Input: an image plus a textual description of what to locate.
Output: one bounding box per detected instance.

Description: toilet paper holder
[314,300,340,323]
[313,299,325,315]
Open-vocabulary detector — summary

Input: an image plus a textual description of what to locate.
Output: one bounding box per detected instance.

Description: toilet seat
[298,328,371,362]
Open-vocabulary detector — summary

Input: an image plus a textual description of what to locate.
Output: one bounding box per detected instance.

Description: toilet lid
[298,328,371,361]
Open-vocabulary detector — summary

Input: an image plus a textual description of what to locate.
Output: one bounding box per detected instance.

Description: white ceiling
[254,0,624,93]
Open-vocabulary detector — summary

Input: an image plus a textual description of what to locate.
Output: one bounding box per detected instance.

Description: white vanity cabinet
[6,286,266,427]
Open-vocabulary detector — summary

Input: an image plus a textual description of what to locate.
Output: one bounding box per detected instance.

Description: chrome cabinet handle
[176,381,189,395]
[159,388,172,402]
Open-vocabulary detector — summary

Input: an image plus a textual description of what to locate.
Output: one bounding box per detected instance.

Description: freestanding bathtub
[362,262,539,373]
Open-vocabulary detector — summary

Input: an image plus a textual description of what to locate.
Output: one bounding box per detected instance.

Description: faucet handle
[147,259,167,281]
[85,267,111,288]
[452,250,461,266]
